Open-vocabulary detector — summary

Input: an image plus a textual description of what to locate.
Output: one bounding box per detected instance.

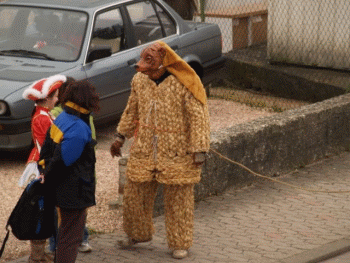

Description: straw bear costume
[113,41,210,252]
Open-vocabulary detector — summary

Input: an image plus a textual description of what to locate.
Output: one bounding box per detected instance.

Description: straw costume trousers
[123,178,195,250]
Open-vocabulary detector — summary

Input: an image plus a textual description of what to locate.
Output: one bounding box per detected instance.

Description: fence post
[200,0,206,22]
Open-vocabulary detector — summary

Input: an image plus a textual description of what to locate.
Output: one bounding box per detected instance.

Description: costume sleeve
[32,115,53,148]
[184,90,210,153]
[117,76,139,138]
[89,115,97,140]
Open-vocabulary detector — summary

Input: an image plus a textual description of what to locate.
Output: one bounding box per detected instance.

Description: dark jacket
[39,102,96,210]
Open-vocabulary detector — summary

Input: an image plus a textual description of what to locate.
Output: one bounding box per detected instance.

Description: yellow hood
[158,41,207,105]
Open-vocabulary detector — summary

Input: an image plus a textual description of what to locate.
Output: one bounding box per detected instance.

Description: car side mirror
[86,45,112,63]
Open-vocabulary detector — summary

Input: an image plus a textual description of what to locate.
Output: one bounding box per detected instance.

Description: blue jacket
[39,102,96,210]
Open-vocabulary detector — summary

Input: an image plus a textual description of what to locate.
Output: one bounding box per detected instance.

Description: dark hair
[58,76,76,104]
[62,79,100,112]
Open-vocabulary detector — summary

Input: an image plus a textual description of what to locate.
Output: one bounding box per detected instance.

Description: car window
[0,6,87,62]
[59,12,87,59]
[90,8,125,55]
[126,1,164,46]
[0,8,18,41]
[154,3,176,36]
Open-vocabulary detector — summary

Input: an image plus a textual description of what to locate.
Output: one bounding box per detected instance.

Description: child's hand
[38,174,45,184]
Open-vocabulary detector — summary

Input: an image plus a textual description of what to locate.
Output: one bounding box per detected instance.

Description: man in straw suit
[110,41,210,259]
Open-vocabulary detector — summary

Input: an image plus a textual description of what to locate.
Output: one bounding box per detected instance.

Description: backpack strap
[0,225,10,258]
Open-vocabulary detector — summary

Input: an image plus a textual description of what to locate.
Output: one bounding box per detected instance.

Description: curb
[281,238,350,263]
[222,46,348,103]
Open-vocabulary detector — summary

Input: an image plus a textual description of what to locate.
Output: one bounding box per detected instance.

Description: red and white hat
[23,74,67,101]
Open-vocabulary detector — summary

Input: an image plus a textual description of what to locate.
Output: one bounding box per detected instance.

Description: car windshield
[0,6,87,62]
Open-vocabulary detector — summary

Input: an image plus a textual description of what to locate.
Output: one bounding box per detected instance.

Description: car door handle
[127,59,137,66]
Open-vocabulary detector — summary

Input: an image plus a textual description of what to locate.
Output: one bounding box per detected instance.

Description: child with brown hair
[39,79,99,263]
[47,77,96,254]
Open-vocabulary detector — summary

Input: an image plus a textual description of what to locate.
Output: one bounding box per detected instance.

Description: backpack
[0,179,55,258]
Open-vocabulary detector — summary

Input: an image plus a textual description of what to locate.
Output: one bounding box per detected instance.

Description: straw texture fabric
[122,179,194,250]
[117,72,210,184]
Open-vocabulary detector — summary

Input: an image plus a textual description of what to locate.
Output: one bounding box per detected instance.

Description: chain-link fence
[194,0,350,112]
[195,0,350,68]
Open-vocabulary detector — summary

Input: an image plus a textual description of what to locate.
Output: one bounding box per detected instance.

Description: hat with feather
[23,75,67,101]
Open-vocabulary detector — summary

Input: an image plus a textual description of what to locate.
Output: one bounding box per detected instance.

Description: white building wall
[268,0,350,70]
[203,0,265,11]
[194,16,232,53]
[195,0,267,53]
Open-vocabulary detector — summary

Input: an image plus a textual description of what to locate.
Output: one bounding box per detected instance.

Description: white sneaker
[78,242,92,253]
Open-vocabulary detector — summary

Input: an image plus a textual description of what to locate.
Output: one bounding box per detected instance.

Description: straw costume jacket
[113,41,210,254]
[117,71,210,184]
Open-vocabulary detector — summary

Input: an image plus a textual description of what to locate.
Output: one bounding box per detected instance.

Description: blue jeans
[82,226,89,243]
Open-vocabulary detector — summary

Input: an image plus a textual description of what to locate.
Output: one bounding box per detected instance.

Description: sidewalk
[9,151,350,263]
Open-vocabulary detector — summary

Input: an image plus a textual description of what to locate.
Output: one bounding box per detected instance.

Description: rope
[209,148,350,194]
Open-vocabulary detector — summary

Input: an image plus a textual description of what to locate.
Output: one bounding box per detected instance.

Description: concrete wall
[118,93,350,214]
[198,93,350,200]
[223,57,347,103]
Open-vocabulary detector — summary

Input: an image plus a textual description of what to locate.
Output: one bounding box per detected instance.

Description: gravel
[0,98,277,262]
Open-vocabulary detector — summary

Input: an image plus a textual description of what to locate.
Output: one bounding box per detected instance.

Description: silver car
[0,0,225,151]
